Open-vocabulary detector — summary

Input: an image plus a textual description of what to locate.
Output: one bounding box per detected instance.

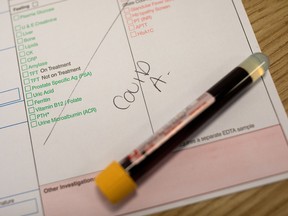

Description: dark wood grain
[152,0,288,215]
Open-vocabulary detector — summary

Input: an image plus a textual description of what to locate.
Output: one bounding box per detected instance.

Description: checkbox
[13,15,19,21]
[19,51,25,57]
[16,32,22,38]
[25,85,31,92]
[20,58,26,64]
[128,25,135,31]
[26,92,32,99]
[18,45,24,51]
[130,32,137,37]
[21,64,28,70]
[27,100,33,106]
[28,107,35,114]
[29,114,36,120]
[24,78,30,85]
[17,38,23,44]
[23,71,29,78]
[31,121,37,128]
[15,25,21,31]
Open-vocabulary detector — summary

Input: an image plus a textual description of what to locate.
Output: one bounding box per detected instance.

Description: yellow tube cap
[95,161,137,204]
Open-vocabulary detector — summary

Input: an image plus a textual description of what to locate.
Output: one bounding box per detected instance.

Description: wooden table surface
[152,0,288,215]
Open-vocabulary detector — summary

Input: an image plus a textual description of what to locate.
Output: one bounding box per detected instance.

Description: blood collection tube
[95,53,269,204]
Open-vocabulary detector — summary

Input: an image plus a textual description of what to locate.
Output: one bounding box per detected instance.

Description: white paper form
[0,0,43,215]
[0,0,287,215]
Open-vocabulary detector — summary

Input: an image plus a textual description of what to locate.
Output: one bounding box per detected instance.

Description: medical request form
[0,0,287,215]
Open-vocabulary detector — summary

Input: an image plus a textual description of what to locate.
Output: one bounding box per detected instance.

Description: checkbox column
[13,21,38,129]
[27,99,37,128]
[125,8,135,31]
[15,24,31,102]
[123,7,137,38]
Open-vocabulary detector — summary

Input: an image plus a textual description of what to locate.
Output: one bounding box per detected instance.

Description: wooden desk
[152,0,288,215]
